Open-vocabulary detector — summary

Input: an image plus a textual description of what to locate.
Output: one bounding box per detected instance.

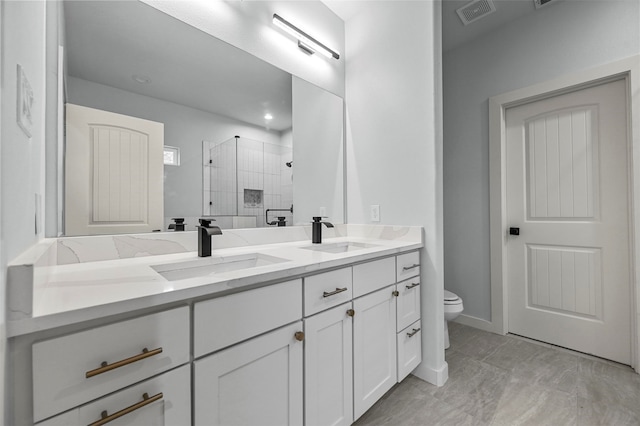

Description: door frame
[487,55,640,370]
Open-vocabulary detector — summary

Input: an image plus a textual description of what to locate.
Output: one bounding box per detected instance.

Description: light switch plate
[370,205,380,222]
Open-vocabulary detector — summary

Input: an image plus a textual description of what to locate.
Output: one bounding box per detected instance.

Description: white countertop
[8,226,423,337]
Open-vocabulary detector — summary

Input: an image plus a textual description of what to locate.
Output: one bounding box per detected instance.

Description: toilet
[444,290,464,349]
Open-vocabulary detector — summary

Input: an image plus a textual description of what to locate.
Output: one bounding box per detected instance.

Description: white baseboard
[411,361,448,387]
[454,314,503,334]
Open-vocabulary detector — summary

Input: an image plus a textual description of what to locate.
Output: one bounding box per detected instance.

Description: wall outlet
[319,206,327,217]
[370,204,380,222]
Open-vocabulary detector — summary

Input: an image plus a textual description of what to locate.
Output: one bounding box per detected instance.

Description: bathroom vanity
[7,225,423,425]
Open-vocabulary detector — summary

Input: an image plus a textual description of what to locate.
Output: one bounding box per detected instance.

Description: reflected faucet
[312,216,334,244]
[198,218,223,257]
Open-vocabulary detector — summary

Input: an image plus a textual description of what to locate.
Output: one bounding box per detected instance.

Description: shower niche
[203,136,293,228]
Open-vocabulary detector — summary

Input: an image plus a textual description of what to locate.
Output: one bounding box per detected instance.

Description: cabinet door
[305,303,353,426]
[38,365,190,426]
[194,322,303,426]
[353,287,397,420]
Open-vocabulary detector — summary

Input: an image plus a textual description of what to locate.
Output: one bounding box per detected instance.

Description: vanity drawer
[32,306,190,422]
[353,257,396,298]
[194,279,302,357]
[396,251,420,281]
[38,364,191,426]
[396,278,421,332]
[397,320,422,382]
[304,268,352,316]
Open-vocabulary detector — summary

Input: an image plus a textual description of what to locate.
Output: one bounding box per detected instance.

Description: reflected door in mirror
[65,104,164,236]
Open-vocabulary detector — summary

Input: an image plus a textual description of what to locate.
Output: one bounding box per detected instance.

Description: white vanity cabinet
[13,245,423,426]
[194,322,304,426]
[304,302,354,426]
[32,306,190,423]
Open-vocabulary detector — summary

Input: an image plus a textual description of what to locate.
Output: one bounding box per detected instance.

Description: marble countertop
[7,225,422,337]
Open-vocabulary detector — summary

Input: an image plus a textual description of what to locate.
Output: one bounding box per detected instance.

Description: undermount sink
[301,241,379,254]
[152,253,289,281]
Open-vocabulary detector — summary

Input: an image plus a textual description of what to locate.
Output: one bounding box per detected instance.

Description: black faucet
[312,216,334,244]
[198,218,222,257]
[168,218,186,231]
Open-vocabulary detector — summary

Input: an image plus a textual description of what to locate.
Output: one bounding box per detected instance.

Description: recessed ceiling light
[132,74,151,84]
[264,113,273,120]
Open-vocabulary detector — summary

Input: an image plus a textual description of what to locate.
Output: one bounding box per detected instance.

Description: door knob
[509,227,520,236]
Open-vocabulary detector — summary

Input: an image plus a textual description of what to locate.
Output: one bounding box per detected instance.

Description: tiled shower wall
[203,137,293,227]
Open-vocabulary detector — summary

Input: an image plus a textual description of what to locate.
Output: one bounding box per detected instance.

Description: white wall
[67,77,284,223]
[443,0,640,322]
[1,1,48,421]
[343,2,446,385]
[143,0,345,98]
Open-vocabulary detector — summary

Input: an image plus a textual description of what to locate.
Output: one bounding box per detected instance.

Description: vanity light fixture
[272,13,340,60]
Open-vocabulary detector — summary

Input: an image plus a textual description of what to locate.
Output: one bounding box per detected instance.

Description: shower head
[286,161,293,168]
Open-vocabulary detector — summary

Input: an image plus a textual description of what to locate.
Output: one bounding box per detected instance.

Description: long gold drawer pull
[406,282,420,290]
[402,264,420,271]
[407,328,421,338]
[85,347,163,378]
[88,392,163,426]
[323,287,348,298]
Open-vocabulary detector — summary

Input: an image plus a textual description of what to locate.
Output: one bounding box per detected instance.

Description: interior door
[505,78,631,364]
[65,104,164,236]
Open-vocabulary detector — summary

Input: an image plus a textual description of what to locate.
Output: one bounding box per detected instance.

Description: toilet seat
[444,290,461,305]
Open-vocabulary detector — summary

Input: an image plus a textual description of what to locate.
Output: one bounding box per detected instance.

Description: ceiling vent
[456,0,496,26]
[534,0,556,9]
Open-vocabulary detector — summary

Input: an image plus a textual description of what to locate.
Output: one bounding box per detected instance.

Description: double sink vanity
[7,224,423,425]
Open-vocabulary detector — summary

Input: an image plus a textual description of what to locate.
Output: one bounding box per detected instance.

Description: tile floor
[354,322,640,425]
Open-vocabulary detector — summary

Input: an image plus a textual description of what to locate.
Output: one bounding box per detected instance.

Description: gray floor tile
[491,378,577,426]
[355,323,640,426]
[576,357,640,416]
[577,396,640,426]
[433,350,510,423]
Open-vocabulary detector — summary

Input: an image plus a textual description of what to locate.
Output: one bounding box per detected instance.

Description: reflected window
[164,146,180,166]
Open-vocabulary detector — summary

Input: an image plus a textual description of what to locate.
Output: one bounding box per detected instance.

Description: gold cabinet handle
[86,347,163,378]
[294,331,305,341]
[407,328,421,338]
[88,392,163,426]
[392,290,400,297]
[323,287,348,298]
[402,263,420,271]
[405,282,420,290]
[346,309,355,317]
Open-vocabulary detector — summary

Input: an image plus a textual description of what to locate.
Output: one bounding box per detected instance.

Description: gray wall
[67,77,284,222]
[443,0,640,321]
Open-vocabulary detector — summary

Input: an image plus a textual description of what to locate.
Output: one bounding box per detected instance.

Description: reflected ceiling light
[132,74,151,84]
[272,13,340,60]
[264,113,273,120]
